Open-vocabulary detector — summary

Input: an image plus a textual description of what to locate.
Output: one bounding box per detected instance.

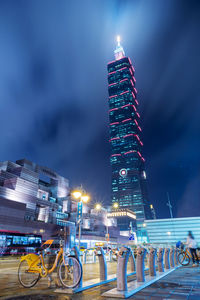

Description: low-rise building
[144,217,200,245]
[0,159,74,243]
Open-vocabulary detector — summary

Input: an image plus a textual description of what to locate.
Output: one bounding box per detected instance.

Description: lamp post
[94,203,109,250]
[94,203,118,251]
[72,190,90,251]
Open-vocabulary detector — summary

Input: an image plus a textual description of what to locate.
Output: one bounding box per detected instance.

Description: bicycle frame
[20,244,65,278]
[39,247,64,277]
[186,248,192,258]
[180,248,192,258]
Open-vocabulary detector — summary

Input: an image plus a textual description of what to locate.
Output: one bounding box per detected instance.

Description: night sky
[0,0,200,219]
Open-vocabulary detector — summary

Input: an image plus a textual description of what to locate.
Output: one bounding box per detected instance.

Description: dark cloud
[0,0,200,218]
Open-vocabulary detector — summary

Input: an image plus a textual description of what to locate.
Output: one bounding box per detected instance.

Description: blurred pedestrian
[186,231,199,266]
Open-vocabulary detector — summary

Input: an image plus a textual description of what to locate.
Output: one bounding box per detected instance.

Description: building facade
[0,159,75,242]
[107,208,136,231]
[107,39,152,222]
[0,158,125,248]
[79,206,121,248]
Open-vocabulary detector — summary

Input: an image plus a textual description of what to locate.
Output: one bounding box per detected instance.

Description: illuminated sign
[77,201,83,221]
[40,167,57,178]
[142,171,146,179]
[95,242,105,246]
[107,210,136,220]
[127,212,136,219]
[119,168,127,177]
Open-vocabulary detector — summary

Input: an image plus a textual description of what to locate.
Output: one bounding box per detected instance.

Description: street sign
[105,233,109,242]
[77,201,83,221]
[129,234,135,241]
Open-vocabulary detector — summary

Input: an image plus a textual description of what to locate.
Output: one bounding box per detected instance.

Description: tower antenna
[117,35,121,46]
[114,35,125,60]
[166,192,173,218]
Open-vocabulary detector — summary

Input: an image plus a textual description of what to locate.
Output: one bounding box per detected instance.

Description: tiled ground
[1,259,200,299]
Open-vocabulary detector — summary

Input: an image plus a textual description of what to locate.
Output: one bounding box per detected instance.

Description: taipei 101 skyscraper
[107,37,152,222]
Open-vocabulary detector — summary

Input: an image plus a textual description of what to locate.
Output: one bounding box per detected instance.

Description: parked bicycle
[178,247,191,266]
[18,239,82,288]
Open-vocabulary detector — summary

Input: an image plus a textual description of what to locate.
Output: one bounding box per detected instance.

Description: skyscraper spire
[114,35,125,60]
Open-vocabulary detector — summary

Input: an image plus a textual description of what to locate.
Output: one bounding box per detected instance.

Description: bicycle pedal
[55,279,61,287]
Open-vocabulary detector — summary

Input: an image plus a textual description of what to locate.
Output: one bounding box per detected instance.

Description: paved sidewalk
[1,266,200,299]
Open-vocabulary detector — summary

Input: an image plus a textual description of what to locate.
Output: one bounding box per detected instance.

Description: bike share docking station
[55,245,180,297]
[54,245,138,294]
[102,246,180,298]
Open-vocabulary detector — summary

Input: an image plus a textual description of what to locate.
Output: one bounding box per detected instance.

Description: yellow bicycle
[18,239,82,288]
[178,248,191,266]
[178,247,200,266]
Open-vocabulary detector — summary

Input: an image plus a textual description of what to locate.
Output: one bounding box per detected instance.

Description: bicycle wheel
[58,256,82,288]
[178,252,190,266]
[18,260,40,288]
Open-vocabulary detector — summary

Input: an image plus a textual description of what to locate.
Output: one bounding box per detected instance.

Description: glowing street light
[95,203,102,210]
[81,195,90,203]
[72,191,82,199]
[113,202,119,209]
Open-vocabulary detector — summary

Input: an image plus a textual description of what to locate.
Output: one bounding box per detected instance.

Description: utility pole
[71,186,90,251]
[150,204,156,219]
[166,192,173,218]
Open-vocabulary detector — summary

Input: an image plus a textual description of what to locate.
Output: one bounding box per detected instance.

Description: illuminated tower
[108,37,152,222]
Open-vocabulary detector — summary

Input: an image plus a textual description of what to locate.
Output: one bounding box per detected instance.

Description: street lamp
[72,191,82,199]
[81,195,90,203]
[95,203,102,210]
[94,203,110,251]
[113,202,119,209]
[71,189,90,251]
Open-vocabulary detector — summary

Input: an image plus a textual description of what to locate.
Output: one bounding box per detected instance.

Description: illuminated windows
[108,55,151,221]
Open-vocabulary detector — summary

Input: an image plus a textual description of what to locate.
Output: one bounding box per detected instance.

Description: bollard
[149,247,157,277]
[83,250,88,264]
[109,250,112,262]
[80,255,83,264]
[145,251,149,269]
[174,248,179,266]
[92,250,96,263]
[117,246,130,291]
[71,246,83,288]
[169,248,175,268]
[136,247,147,282]
[157,248,164,273]
[129,248,136,272]
[95,246,107,281]
[164,248,170,270]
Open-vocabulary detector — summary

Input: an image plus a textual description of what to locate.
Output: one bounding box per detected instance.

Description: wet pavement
[1,257,200,299]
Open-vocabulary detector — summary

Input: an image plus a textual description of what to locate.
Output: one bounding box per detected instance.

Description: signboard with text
[129,234,135,241]
[77,201,83,221]
[105,233,110,242]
